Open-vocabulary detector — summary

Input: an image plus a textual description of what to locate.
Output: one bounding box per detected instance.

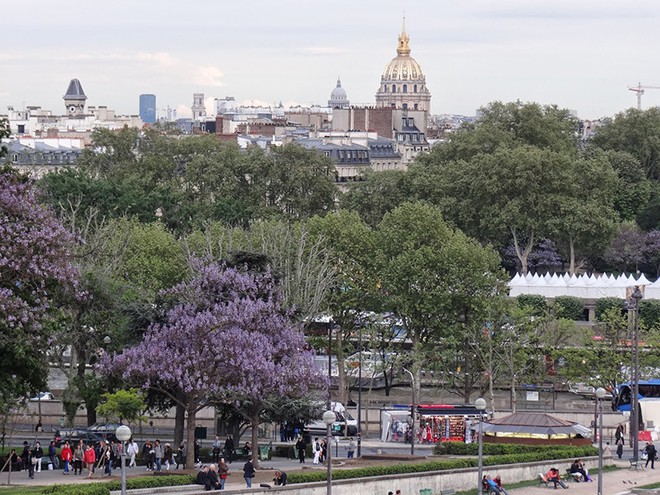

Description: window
[11,154,18,163]
[414,84,417,93]
[383,85,387,93]
[403,84,407,93]
[414,103,418,110]
[392,85,396,93]
[402,103,408,110]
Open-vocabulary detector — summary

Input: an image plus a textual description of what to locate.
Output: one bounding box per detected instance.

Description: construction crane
[628,82,660,110]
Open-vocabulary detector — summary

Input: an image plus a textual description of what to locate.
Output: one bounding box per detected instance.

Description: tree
[96,388,147,424]
[105,261,324,468]
[341,169,412,227]
[591,107,660,180]
[605,222,647,272]
[373,202,508,404]
[0,118,9,157]
[644,230,660,277]
[603,150,653,222]
[0,167,78,402]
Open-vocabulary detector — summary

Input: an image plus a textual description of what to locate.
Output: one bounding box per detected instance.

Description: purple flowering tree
[0,167,77,400]
[605,221,647,272]
[644,230,660,277]
[106,261,324,467]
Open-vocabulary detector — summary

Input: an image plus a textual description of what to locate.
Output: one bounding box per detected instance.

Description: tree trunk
[251,413,260,468]
[512,228,534,275]
[174,401,185,450]
[568,236,576,275]
[186,403,197,469]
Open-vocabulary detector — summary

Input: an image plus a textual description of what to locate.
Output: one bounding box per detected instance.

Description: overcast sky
[2,0,659,120]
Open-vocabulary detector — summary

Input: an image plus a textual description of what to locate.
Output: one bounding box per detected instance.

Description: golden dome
[381,17,424,82]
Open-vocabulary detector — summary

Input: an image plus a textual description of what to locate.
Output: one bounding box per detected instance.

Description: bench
[233,448,250,461]
[565,469,583,482]
[538,474,550,487]
[629,458,644,470]
[440,489,455,495]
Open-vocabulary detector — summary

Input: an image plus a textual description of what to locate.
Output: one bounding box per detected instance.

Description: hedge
[595,297,625,321]
[434,442,596,456]
[640,299,660,328]
[516,295,548,316]
[553,296,585,321]
[40,474,196,495]
[287,444,597,484]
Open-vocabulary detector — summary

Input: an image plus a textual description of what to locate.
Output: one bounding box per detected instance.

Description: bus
[611,379,660,412]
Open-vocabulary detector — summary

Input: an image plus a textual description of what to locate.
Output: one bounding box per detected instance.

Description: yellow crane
[628,82,660,110]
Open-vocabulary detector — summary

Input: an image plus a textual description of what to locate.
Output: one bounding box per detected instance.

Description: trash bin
[420,489,433,495]
[259,445,270,461]
[194,426,207,440]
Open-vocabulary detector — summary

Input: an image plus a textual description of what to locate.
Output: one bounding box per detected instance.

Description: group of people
[482,475,509,495]
[140,439,184,471]
[211,435,238,464]
[194,459,287,491]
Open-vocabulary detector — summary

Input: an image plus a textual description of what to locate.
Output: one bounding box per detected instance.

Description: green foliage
[96,388,147,424]
[552,296,585,321]
[288,445,597,484]
[433,442,597,456]
[516,295,548,316]
[0,118,9,157]
[595,298,625,321]
[640,300,660,330]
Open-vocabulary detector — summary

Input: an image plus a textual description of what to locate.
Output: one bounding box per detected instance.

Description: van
[304,402,358,436]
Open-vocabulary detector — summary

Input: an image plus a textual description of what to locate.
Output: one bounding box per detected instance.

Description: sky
[2,0,660,120]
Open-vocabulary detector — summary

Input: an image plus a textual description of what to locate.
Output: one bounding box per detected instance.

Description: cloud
[296,46,347,56]
[195,65,224,87]
[135,52,180,68]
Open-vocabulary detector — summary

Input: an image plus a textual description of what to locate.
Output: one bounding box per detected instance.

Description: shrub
[517,295,548,316]
[553,296,585,320]
[640,299,660,329]
[595,297,625,321]
[41,474,196,494]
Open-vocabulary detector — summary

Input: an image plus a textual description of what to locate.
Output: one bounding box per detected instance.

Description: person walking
[73,443,84,475]
[48,440,59,470]
[645,441,657,469]
[313,437,322,464]
[60,441,72,475]
[224,435,236,464]
[84,444,96,478]
[127,438,139,468]
[164,443,175,470]
[33,441,44,473]
[218,458,229,490]
[347,437,356,459]
[212,435,222,462]
[153,440,163,472]
[243,457,255,488]
[616,436,625,459]
[295,437,306,463]
[26,447,35,479]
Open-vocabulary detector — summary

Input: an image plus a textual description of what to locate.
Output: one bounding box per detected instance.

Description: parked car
[88,423,122,442]
[304,402,358,437]
[55,431,104,448]
[29,392,55,401]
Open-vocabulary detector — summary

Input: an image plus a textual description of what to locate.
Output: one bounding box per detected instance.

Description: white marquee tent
[508,272,660,300]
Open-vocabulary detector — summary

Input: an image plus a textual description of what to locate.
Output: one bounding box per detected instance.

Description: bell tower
[63,78,87,116]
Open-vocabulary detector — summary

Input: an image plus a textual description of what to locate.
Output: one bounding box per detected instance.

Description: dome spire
[397,15,410,56]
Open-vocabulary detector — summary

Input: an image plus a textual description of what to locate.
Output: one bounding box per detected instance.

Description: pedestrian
[73,442,84,475]
[604,442,612,457]
[273,470,288,486]
[177,443,186,469]
[212,435,222,462]
[26,447,35,479]
[243,457,255,488]
[33,441,43,473]
[347,437,356,459]
[615,425,624,443]
[645,441,657,469]
[21,441,29,470]
[218,458,229,489]
[295,436,306,463]
[127,438,139,468]
[153,439,163,472]
[84,444,96,478]
[313,437,322,464]
[616,436,624,459]
[61,441,72,475]
[48,440,59,470]
[164,443,175,470]
[223,435,235,464]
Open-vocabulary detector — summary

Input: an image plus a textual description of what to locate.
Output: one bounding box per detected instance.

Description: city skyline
[2,0,660,120]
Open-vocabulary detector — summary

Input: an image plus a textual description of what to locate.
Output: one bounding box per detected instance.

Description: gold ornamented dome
[381,17,424,81]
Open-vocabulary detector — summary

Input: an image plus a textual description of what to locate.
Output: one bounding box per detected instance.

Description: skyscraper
[139,94,157,124]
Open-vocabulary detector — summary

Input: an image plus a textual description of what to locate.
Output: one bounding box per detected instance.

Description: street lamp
[630,286,643,462]
[357,325,362,458]
[323,410,336,495]
[596,387,606,495]
[402,367,415,455]
[116,425,132,495]
[475,397,487,495]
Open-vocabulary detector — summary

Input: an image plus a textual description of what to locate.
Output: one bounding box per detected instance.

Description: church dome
[328,77,349,108]
[381,20,425,82]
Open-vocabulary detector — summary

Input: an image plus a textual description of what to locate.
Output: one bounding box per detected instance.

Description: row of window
[382,83,424,94]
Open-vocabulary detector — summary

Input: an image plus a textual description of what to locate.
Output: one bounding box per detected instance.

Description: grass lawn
[0,487,45,494]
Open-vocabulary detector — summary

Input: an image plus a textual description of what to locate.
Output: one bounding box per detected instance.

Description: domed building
[375,18,431,113]
[328,77,350,109]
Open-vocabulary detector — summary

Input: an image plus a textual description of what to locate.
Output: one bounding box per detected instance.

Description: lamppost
[630,286,643,462]
[596,387,606,495]
[475,397,487,495]
[357,324,362,458]
[116,425,132,495]
[402,367,415,455]
[323,410,335,495]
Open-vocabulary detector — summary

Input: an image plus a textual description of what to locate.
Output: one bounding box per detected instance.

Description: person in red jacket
[83,444,96,478]
[60,441,73,475]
